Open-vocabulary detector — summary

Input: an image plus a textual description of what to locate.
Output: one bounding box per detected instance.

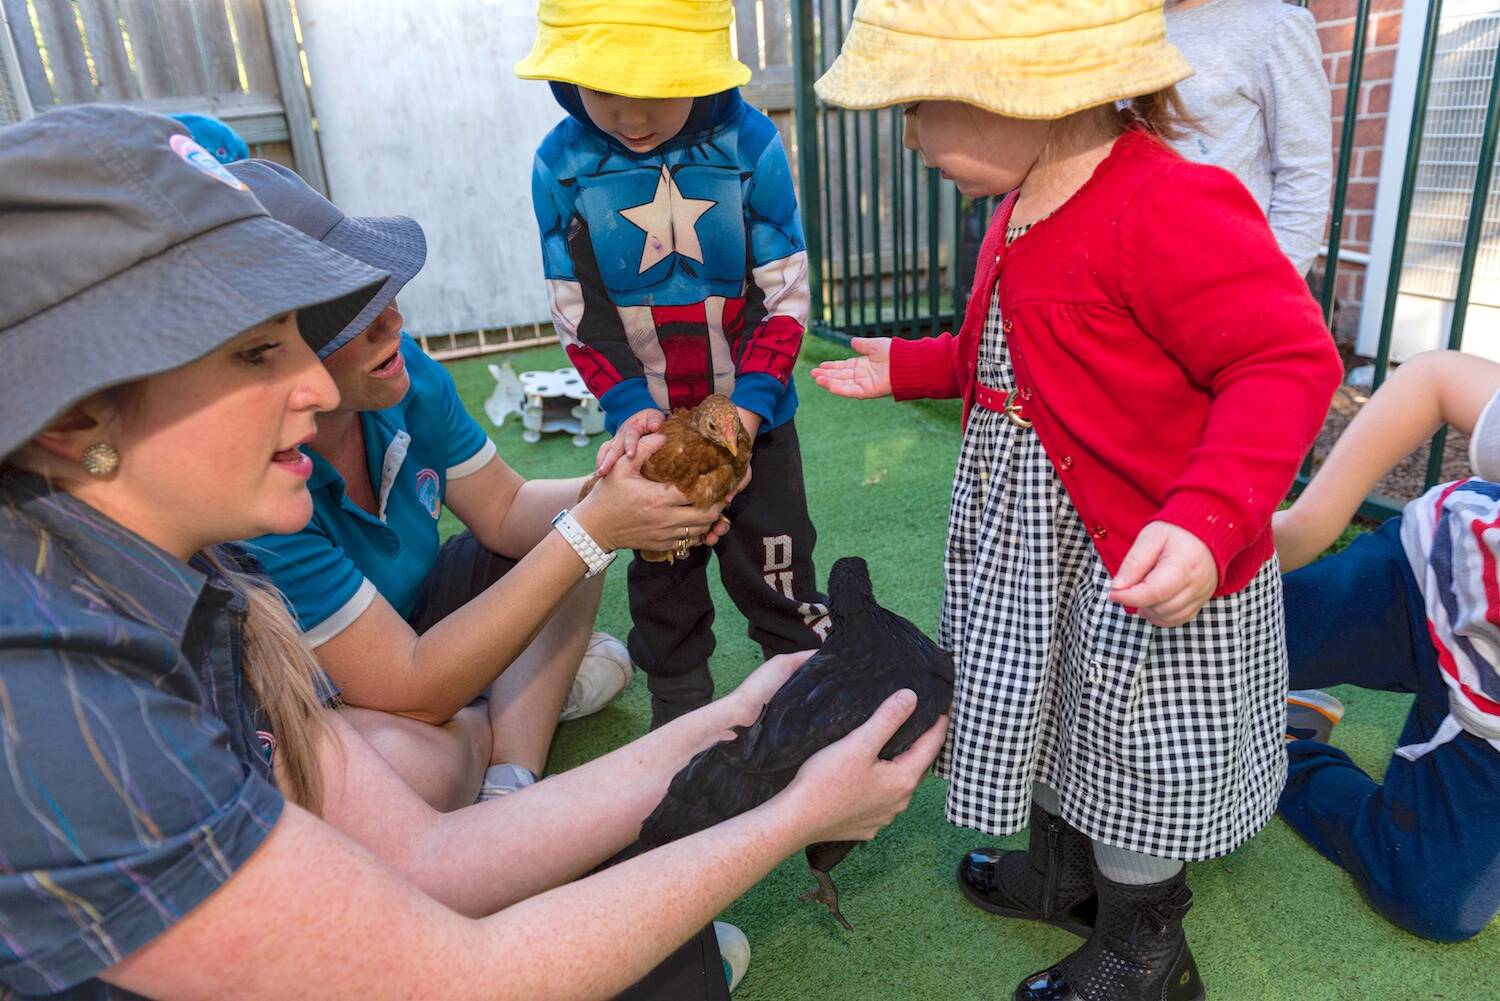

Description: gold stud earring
[80,442,120,477]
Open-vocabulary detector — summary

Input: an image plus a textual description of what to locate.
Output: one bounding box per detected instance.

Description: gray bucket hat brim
[3,214,388,459]
[311,213,427,358]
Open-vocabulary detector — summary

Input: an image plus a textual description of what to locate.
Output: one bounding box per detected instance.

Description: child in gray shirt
[1166,0,1332,275]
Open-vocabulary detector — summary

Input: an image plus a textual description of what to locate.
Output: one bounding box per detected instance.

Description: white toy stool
[519,368,605,446]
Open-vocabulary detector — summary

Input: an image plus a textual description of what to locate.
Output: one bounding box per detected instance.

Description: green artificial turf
[444,340,1495,1000]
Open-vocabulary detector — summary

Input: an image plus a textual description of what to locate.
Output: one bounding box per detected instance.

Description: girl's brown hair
[1123,85,1194,142]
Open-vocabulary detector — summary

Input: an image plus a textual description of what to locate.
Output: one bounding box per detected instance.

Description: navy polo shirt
[0,475,285,999]
[243,335,494,646]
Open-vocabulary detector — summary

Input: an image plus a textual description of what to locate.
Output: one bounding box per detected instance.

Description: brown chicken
[578,394,751,563]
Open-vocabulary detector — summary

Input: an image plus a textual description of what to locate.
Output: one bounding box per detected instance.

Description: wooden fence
[0,0,324,189]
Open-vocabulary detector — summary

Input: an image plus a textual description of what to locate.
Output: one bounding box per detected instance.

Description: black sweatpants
[627,420,829,688]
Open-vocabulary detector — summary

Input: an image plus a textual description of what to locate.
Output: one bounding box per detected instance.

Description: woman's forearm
[322,701,750,916]
[108,799,808,1001]
[491,477,589,557]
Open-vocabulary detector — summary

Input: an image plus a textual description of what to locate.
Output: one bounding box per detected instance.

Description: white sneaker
[475,763,536,801]
[714,921,750,993]
[560,632,634,722]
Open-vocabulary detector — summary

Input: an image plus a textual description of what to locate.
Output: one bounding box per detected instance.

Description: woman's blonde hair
[202,546,330,812]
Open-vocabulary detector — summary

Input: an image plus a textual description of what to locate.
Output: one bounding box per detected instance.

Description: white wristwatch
[552,508,616,578]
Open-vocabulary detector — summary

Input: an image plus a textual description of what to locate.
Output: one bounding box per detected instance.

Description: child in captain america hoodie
[518,0,829,730]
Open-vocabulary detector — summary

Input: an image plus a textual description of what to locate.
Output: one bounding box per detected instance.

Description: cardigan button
[1002,318,1014,335]
[1060,455,1074,470]
[1021,387,1033,401]
[1091,525,1108,540]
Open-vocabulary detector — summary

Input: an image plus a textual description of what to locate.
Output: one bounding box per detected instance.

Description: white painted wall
[298,0,558,335]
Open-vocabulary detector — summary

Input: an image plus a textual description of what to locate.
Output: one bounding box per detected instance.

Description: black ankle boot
[1012,867,1204,1001]
[647,665,714,731]
[957,803,1097,937]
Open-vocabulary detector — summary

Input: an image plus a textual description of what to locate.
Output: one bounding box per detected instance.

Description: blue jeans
[1279,518,1500,941]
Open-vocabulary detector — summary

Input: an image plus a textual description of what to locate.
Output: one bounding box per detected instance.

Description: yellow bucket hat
[515,0,752,100]
[815,0,1192,120]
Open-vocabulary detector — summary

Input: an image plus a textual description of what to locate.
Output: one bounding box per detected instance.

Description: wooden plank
[2,0,54,106]
[133,90,287,142]
[191,0,241,94]
[154,0,209,96]
[733,0,759,70]
[742,63,793,111]
[31,0,94,103]
[76,0,137,101]
[116,0,176,97]
[227,0,277,94]
[262,0,326,194]
[761,0,790,68]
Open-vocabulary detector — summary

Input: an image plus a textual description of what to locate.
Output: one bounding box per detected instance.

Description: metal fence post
[1320,0,1372,327]
[791,0,825,331]
[1371,0,1446,390]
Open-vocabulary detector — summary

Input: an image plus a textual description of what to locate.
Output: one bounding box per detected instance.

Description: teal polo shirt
[243,334,494,646]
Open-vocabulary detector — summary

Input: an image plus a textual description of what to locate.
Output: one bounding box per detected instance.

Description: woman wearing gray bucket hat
[230,160,704,811]
[0,105,940,1001]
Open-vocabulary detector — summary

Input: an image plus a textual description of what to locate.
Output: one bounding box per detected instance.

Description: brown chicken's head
[692,394,742,456]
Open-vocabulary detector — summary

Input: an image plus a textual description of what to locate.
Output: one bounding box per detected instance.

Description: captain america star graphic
[532,83,810,432]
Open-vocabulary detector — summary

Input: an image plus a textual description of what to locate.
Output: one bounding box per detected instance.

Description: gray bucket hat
[0,104,390,460]
[227,159,427,358]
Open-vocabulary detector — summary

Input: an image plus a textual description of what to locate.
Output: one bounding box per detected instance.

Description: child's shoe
[560,632,634,722]
[714,921,750,993]
[647,664,715,730]
[475,763,537,802]
[1286,689,1345,743]
[1013,868,1204,1001]
[957,802,1096,937]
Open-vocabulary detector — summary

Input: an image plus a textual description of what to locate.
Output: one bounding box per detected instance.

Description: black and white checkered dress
[936,281,1289,861]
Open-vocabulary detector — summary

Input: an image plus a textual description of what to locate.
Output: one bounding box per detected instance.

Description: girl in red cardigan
[813,3,1342,1000]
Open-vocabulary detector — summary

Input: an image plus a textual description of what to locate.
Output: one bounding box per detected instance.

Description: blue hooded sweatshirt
[531,85,807,433]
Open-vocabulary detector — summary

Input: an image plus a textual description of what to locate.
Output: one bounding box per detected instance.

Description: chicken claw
[800,869,854,931]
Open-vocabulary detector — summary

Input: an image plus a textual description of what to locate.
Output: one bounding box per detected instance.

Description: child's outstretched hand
[1109,521,1218,628]
[810,337,892,399]
[595,408,666,477]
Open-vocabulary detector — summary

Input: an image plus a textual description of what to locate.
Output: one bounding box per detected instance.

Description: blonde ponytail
[205,546,331,813]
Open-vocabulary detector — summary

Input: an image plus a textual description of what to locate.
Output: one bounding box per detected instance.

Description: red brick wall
[1308,0,1404,339]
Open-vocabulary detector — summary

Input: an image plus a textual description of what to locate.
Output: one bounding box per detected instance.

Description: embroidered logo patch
[415,468,441,519]
[170,133,249,191]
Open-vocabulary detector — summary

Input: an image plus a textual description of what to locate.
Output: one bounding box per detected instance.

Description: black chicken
[625,556,954,930]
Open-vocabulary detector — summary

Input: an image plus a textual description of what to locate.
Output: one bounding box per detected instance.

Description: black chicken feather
[618,556,954,929]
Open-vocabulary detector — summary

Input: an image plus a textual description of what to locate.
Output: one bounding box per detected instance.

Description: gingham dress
[936,271,1289,861]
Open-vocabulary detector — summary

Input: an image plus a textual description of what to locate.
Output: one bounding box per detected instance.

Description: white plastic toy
[484,362,525,429]
[518,368,605,446]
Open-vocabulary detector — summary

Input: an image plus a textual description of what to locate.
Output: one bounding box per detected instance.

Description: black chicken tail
[827,557,875,627]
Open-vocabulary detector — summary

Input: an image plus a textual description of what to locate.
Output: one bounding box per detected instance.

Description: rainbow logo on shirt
[415,468,441,519]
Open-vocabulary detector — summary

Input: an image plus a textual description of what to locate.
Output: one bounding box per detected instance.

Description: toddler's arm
[1276,351,1500,570]
[1121,162,1342,605]
[735,128,808,436]
[1259,5,1333,275]
[531,154,659,430]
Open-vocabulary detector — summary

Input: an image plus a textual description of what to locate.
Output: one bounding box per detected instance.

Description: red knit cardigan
[889,129,1342,597]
